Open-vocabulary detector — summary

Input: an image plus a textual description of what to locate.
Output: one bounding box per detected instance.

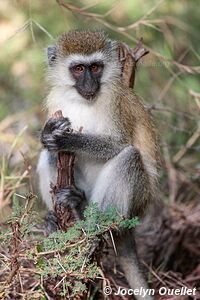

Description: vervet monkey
[37,30,158,300]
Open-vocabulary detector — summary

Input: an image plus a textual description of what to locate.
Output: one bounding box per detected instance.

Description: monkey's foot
[55,186,87,219]
[45,210,59,235]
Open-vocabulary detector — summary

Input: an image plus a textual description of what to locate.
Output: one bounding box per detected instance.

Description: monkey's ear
[47,45,57,66]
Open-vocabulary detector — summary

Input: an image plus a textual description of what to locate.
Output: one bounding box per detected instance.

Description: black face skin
[69,61,104,100]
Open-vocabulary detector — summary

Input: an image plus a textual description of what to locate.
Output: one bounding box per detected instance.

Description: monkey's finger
[43,117,71,134]
[58,122,71,131]
[41,134,60,150]
[52,128,71,138]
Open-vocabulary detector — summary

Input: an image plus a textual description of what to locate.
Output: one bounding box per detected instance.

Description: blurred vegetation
[0,0,200,216]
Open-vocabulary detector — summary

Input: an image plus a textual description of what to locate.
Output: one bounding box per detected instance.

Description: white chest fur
[47,87,116,135]
[46,87,117,199]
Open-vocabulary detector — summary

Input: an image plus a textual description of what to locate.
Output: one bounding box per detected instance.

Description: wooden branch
[50,110,77,231]
[117,38,149,88]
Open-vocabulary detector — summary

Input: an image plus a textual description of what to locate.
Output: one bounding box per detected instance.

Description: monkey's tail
[116,230,154,300]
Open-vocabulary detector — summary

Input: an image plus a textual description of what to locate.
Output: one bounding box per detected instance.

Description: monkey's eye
[73,64,85,74]
[90,64,100,73]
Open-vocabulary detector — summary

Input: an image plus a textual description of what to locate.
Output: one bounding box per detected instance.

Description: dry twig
[118,38,149,88]
[6,221,21,285]
[50,110,77,231]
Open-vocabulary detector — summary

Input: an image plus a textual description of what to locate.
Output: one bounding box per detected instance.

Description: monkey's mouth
[83,93,97,101]
[75,85,100,102]
[78,90,99,102]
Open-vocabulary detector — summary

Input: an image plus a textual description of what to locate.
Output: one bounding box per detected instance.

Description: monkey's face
[47,31,121,103]
[69,59,104,101]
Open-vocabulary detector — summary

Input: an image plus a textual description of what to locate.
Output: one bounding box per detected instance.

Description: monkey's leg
[90,146,153,299]
[90,145,150,217]
[37,149,57,210]
[115,230,153,300]
[37,150,59,233]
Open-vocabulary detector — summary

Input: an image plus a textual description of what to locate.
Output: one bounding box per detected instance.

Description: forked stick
[118,38,149,88]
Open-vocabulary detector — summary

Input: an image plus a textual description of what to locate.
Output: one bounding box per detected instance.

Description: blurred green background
[0,0,199,218]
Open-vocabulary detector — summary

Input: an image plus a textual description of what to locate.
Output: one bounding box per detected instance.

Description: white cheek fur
[47,63,74,87]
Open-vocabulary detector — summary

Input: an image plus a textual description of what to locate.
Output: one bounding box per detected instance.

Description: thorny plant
[0,196,139,299]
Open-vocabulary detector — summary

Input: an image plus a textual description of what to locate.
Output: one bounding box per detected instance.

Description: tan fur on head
[57,30,110,55]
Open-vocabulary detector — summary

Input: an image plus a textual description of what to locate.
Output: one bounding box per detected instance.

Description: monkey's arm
[41,118,153,216]
[41,118,127,160]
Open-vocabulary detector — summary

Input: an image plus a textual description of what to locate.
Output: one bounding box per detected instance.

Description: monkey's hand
[41,117,71,150]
